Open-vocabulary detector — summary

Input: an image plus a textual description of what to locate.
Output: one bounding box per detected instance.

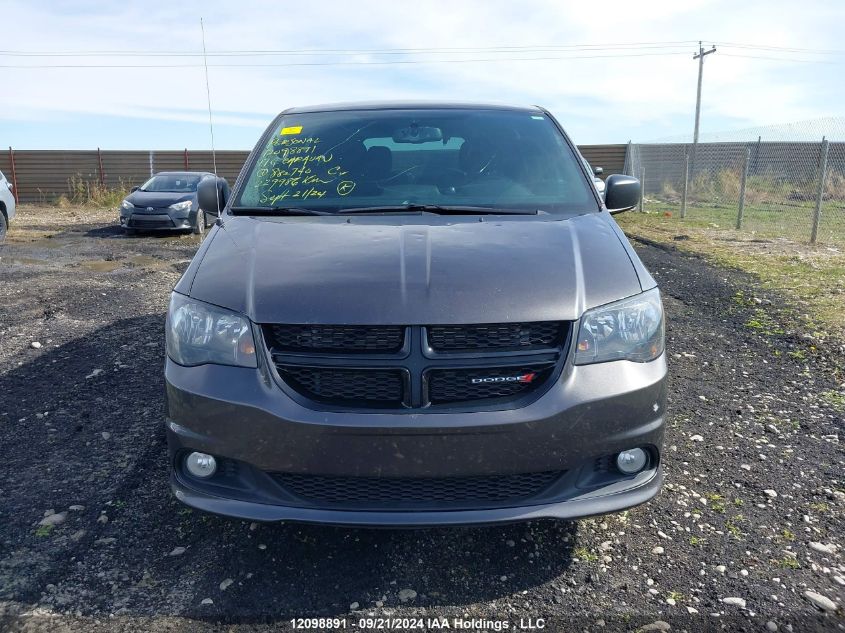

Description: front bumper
[118,207,197,231]
[165,354,667,526]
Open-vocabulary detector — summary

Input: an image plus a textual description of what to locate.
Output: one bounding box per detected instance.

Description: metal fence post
[97,147,105,188]
[8,146,19,204]
[736,147,750,230]
[149,151,154,177]
[810,138,829,244]
[184,148,189,170]
[638,167,645,211]
[680,150,689,219]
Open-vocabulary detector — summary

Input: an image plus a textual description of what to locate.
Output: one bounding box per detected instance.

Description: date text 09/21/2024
[290,617,547,630]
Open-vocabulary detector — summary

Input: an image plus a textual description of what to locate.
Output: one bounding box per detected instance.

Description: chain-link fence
[624,118,845,246]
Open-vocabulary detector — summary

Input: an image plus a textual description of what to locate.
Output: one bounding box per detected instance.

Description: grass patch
[35,524,54,537]
[777,556,800,569]
[725,515,744,538]
[574,547,598,563]
[617,208,845,354]
[705,493,726,513]
[820,390,845,411]
[666,591,685,603]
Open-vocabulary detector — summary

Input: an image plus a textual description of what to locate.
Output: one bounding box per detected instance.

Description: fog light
[616,448,647,474]
[185,452,217,478]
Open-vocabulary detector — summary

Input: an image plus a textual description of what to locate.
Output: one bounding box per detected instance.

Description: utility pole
[690,41,716,175]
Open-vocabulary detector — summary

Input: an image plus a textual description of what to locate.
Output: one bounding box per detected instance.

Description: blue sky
[1,0,843,149]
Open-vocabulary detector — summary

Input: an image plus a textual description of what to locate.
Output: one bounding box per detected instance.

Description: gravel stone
[38,512,67,527]
[722,597,747,608]
[804,591,837,612]
[398,588,417,602]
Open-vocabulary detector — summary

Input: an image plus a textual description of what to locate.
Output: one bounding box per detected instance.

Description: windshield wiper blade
[337,204,538,215]
[229,206,331,216]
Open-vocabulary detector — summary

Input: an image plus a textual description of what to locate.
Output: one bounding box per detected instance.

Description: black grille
[128,216,174,228]
[427,365,554,405]
[427,322,566,352]
[272,470,563,509]
[265,325,404,354]
[266,322,568,411]
[277,365,404,407]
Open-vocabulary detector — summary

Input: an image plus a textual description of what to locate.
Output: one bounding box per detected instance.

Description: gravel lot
[0,205,843,632]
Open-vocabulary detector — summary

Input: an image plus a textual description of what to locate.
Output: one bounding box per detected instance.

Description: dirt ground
[0,205,843,632]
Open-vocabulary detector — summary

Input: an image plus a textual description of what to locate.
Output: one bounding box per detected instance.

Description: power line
[715,42,845,55]
[0,40,702,57]
[720,52,839,64]
[0,50,692,69]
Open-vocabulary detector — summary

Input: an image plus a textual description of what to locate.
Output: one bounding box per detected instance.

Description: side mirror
[593,166,603,176]
[198,177,230,215]
[130,186,140,192]
[604,174,640,214]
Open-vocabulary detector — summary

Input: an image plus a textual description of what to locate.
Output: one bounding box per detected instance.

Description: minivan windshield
[235,108,598,215]
[141,174,202,193]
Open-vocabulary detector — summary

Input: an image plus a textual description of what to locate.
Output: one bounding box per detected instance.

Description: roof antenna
[200,17,220,221]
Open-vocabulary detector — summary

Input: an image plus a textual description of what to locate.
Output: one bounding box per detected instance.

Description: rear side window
[236,108,597,215]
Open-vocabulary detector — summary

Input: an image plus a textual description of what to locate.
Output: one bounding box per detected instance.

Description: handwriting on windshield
[252,136,356,204]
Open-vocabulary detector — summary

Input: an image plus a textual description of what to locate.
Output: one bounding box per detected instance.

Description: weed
[777,556,800,569]
[574,547,598,562]
[820,390,845,411]
[706,493,726,513]
[35,524,54,537]
[667,591,685,603]
[781,529,795,541]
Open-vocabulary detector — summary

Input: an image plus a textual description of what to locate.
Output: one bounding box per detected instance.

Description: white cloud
[1,0,843,146]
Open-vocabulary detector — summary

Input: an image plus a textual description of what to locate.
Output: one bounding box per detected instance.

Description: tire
[123,226,137,236]
[191,211,205,236]
[0,211,7,243]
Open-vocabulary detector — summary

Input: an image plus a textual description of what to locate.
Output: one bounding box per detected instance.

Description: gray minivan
[165,102,666,526]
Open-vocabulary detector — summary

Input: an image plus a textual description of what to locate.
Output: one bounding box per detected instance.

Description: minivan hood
[186,213,643,324]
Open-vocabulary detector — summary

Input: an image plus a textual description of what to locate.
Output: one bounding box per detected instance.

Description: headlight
[168,200,192,212]
[166,293,257,368]
[120,199,134,211]
[575,288,664,365]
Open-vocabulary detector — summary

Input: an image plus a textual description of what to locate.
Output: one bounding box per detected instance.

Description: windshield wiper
[336,204,538,216]
[229,206,331,216]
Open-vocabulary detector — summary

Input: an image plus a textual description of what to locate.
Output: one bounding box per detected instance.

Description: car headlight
[575,288,664,365]
[166,293,257,368]
[168,200,192,212]
[120,199,134,211]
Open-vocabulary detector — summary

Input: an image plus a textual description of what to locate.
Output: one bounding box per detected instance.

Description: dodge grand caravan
[165,102,667,526]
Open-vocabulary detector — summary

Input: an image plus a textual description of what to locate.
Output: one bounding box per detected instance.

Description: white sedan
[0,169,15,242]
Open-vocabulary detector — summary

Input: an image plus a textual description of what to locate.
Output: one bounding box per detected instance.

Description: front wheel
[0,212,9,242]
[191,211,205,236]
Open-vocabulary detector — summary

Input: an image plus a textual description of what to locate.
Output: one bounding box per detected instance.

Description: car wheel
[191,211,205,236]
[0,212,7,243]
[123,226,137,236]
